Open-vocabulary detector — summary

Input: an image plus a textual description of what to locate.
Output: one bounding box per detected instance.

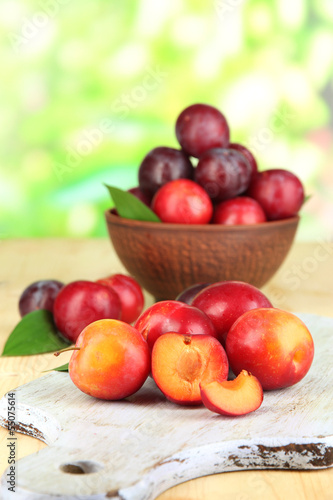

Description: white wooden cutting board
[0,313,332,500]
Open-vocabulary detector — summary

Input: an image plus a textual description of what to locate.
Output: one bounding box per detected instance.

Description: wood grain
[0,238,333,499]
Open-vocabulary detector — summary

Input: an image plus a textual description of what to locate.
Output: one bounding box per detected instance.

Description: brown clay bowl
[105,210,299,301]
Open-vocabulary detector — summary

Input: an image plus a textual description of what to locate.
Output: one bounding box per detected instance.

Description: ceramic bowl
[105,210,299,301]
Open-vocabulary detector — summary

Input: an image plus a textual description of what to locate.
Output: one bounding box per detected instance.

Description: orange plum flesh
[200,370,263,416]
[152,333,229,405]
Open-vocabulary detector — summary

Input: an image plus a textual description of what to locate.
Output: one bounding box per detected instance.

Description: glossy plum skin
[229,143,258,179]
[96,274,144,324]
[213,196,266,225]
[134,300,218,350]
[176,283,211,305]
[192,281,272,346]
[175,103,230,158]
[152,179,213,224]
[194,148,252,203]
[138,146,194,198]
[53,280,122,343]
[225,308,315,390]
[248,169,304,220]
[152,333,229,405]
[19,280,64,317]
[69,319,150,400]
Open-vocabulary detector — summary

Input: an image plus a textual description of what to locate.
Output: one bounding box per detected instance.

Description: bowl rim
[105,209,300,232]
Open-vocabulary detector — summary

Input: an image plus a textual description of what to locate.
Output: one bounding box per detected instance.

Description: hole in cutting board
[60,461,104,474]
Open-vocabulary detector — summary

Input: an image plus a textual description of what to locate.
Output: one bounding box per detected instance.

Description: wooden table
[0,238,332,499]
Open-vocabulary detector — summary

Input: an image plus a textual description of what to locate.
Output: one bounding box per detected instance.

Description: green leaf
[1,310,71,356]
[43,363,69,373]
[105,184,161,222]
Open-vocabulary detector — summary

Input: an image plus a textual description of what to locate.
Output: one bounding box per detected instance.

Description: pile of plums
[126,103,305,225]
[26,278,312,417]
[18,274,144,342]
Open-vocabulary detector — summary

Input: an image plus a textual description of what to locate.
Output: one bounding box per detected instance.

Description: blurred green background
[1,0,332,239]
